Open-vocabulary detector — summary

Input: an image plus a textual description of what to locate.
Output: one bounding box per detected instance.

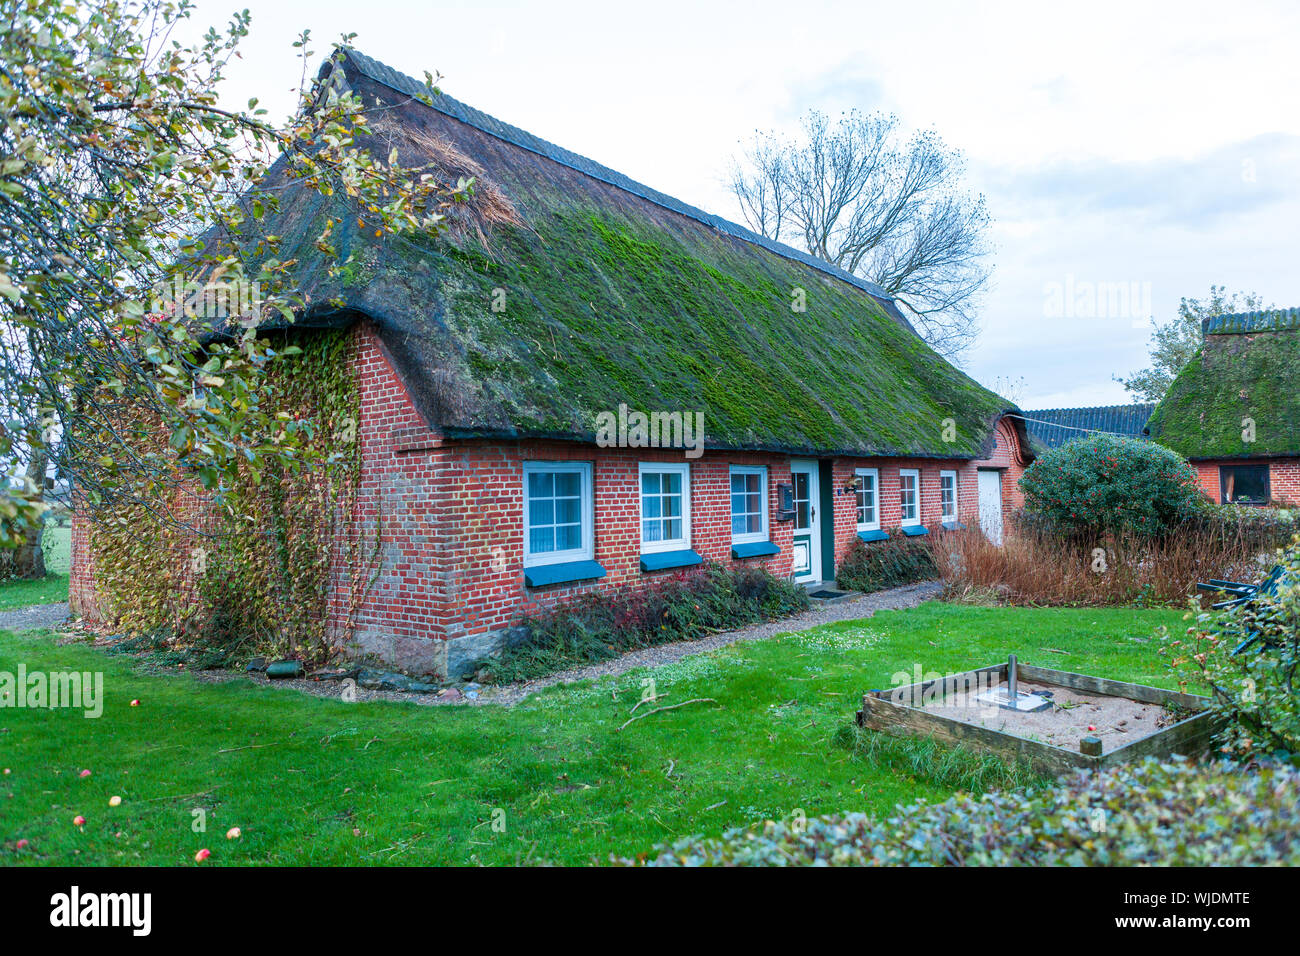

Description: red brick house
[1144,309,1300,508]
[71,49,1032,677]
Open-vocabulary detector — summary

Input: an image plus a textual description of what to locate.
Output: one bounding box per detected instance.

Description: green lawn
[0,524,71,611]
[0,603,1192,866]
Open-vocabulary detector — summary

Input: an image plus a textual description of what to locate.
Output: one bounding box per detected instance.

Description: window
[898,469,920,526]
[1220,464,1270,505]
[639,462,691,552]
[939,470,958,522]
[855,467,879,530]
[523,461,593,566]
[729,465,769,543]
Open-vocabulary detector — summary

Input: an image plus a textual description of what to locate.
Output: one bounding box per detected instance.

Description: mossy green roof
[250,50,1023,459]
[1146,311,1300,459]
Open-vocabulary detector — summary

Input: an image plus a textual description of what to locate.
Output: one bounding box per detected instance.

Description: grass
[0,602,1195,866]
[0,524,71,611]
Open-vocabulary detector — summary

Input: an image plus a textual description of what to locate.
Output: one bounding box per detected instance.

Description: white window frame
[638,462,692,554]
[855,467,880,531]
[898,468,920,526]
[939,470,958,522]
[522,461,594,567]
[729,465,769,544]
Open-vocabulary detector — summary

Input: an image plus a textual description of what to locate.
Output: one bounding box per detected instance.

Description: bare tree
[729,110,991,360]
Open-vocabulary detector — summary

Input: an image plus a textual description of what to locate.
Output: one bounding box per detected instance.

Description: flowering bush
[1019,434,1201,538]
[1162,537,1300,759]
[618,758,1300,866]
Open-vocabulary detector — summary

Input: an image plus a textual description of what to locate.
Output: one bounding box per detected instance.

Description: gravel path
[0,601,70,632]
[482,580,944,706]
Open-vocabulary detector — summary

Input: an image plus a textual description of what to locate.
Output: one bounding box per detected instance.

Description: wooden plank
[868,664,1005,708]
[1017,664,1209,711]
[860,695,1095,776]
[1100,711,1222,766]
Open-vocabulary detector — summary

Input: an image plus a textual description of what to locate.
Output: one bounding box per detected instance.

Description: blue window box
[857,529,890,543]
[524,560,607,588]
[731,541,780,559]
[640,549,703,572]
[900,525,930,537]
[941,521,966,531]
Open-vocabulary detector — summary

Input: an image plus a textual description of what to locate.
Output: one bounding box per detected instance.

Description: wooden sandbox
[856,662,1220,776]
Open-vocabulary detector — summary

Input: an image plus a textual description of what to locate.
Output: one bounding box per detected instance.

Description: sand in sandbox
[920,681,1182,751]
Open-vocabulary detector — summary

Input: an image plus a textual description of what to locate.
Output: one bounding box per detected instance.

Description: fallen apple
[194,848,211,862]
[226,826,241,840]
[72,815,85,826]
[109,795,122,807]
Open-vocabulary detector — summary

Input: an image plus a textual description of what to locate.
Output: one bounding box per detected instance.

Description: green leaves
[1,0,454,529]
[622,758,1300,866]
[1019,434,1201,538]
[1163,537,1300,759]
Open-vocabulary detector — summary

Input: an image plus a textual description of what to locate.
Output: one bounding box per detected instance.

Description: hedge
[619,758,1299,866]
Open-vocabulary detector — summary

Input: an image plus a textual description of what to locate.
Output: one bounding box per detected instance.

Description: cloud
[977,133,1300,229]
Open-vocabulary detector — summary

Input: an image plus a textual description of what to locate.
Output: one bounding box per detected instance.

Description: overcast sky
[198,0,1300,408]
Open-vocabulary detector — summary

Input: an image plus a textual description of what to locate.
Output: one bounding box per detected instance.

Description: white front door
[977,469,1003,545]
[790,461,822,583]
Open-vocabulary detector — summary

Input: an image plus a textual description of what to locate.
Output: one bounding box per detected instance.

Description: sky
[193,0,1300,408]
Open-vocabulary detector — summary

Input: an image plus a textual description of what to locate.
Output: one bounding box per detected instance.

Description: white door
[977,469,1003,545]
[790,461,822,584]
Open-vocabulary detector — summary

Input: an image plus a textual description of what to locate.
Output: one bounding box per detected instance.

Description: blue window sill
[900,525,930,537]
[857,529,890,543]
[524,559,606,588]
[731,541,780,559]
[941,521,966,531]
[640,549,703,572]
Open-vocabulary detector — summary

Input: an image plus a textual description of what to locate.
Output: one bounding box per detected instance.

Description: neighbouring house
[69,49,1033,678]
[1145,309,1300,507]
[1018,404,1154,450]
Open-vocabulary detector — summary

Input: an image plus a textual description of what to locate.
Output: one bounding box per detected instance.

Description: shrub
[935,509,1278,607]
[617,757,1300,866]
[835,533,937,594]
[1162,536,1300,759]
[490,563,810,683]
[1190,501,1298,553]
[1019,434,1201,539]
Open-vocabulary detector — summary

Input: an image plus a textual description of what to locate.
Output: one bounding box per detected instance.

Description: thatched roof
[1146,310,1300,460]
[247,48,1024,459]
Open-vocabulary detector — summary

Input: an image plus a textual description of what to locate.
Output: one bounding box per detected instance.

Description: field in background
[0,523,71,611]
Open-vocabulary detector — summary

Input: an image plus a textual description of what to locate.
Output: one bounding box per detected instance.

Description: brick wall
[71,320,1032,677]
[343,322,1033,674]
[1191,458,1300,506]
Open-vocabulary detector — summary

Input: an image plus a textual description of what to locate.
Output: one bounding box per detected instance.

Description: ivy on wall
[88,329,378,665]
